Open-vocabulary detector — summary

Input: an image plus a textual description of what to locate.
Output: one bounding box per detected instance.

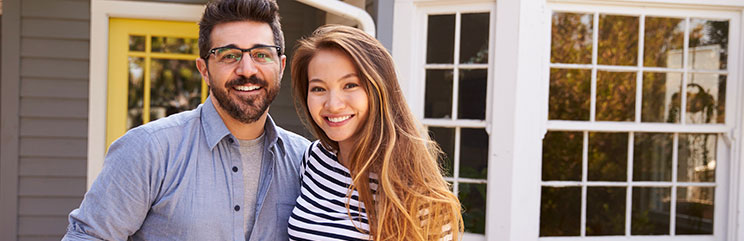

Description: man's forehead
[210,20,274,48]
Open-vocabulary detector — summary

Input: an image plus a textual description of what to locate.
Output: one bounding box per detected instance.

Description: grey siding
[1,0,21,240]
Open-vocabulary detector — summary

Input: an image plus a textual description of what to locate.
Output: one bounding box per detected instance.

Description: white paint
[297,0,376,37]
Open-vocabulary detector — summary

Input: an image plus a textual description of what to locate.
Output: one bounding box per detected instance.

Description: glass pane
[588,132,627,181]
[587,187,626,236]
[678,134,717,182]
[151,36,198,54]
[458,69,487,120]
[633,133,673,181]
[642,72,682,123]
[460,13,490,64]
[689,19,728,70]
[551,12,593,64]
[429,127,455,177]
[549,68,591,120]
[427,14,455,64]
[127,57,145,130]
[676,186,714,234]
[129,35,146,52]
[459,128,488,179]
[686,73,726,124]
[644,17,685,68]
[542,131,582,181]
[150,59,203,121]
[424,70,453,119]
[598,14,639,66]
[540,187,581,236]
[631,187,671,235]
[597,71,636,122]
[459,183,487,234]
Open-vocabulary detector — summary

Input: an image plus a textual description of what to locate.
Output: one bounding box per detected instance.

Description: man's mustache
[225,75,267,89]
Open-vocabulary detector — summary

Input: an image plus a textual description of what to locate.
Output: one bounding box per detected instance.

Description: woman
[288,25,463,241]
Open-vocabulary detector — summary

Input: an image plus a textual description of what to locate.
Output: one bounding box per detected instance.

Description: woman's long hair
[291,25,463,241]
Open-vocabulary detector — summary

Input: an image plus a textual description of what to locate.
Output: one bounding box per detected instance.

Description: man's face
[196,20,286,124]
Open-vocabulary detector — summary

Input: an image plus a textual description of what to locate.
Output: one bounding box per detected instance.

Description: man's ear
[196,57,210,87]
[280,55,287,73]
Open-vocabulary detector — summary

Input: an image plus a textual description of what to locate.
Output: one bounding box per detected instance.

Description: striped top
[288,141,378,241]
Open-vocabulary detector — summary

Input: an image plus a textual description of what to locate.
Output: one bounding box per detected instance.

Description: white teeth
[234,85,261,91]
[327,115,351,123]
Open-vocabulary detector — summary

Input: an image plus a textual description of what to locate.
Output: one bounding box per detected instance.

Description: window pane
[551,12,593,64]
[540,187,581,236]
[644,17,684,68]
[631,187,671,235]
[427,14,455,64]
[129,35,146,52]
[459,183,487,234]
[542,131,582,181]
[598,14,639,66]
[549,68,591,120]
[633,133,673,181]
[642,72,682,123]
[597,71,635,122]
[460,13,490,64]
[676,186,714,234]
[589,132,627,181]
[458,69,487,120]
[686,73,726,124]
[689,19,728,70]
[678,134,716,183]
[429,127,455,177]
[150,59,203,121]
[459,128,488,179]
[587,187,626,236]
[151,36,198,54]
[424,70,453,119]
[127,57,145,130]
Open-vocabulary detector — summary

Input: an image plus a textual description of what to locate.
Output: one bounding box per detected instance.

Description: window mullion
[581,131,589,237]
[671,132,680,235]
[626,132,634,236]
[452,12,462,120]
[143,34,152,124]
[453,127,462,195]
[681,17,690,125]
[590,12,599,122]
[636,15,645,123]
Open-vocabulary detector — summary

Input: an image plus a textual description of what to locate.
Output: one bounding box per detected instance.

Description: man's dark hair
[198,0,284,60]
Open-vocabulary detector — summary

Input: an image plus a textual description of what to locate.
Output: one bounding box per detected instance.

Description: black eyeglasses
[206,45,282,65]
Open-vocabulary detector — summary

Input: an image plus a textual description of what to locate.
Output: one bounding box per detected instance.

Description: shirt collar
[201,96,284,153]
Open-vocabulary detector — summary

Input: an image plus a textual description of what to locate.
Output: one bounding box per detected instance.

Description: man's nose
[235,54,258,77]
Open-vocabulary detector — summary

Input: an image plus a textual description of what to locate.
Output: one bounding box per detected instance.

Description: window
[541,4,738,240]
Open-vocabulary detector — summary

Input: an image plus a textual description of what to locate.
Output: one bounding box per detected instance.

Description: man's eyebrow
[214,43,275,50]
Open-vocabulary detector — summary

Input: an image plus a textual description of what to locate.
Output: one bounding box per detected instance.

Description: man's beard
[210,74,280,124]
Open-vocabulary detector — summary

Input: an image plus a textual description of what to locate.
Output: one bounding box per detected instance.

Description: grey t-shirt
[238,133,265,240]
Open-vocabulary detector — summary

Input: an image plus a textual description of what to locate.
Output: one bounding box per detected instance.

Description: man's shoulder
[135,107,202,136]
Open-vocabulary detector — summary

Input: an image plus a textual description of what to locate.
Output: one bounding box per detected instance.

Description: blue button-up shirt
[63,97,309,241]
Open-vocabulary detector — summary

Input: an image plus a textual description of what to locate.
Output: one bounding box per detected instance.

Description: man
[63,0,308,240]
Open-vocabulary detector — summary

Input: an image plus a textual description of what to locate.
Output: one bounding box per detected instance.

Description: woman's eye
[309,86,325,92]
[344,83,359,89]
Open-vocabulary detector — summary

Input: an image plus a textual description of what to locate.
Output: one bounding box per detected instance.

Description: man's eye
[224,54,239,59]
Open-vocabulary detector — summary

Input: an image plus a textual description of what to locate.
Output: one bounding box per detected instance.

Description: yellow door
[107,18,208,148]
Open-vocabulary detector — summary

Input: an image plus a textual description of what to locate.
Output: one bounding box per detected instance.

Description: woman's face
[306,49,369,148]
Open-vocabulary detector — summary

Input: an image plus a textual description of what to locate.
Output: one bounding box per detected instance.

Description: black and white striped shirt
[288,141,377,241]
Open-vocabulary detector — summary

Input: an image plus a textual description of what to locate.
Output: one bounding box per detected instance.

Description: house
[1,0,743,240]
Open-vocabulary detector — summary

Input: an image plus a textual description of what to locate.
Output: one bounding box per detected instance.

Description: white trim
[549,0,744,10]
[88,0,205,188]
[296,0,376,37]
[733,9,744,241]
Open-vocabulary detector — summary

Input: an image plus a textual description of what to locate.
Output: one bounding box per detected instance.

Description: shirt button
[232,166,238,172]
[234,205,240,211]
[228,138,234,144]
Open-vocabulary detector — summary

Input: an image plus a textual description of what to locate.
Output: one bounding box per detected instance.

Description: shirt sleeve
[63,128,163,241]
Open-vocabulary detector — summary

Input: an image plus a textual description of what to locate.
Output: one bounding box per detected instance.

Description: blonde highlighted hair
[291,25,464,240]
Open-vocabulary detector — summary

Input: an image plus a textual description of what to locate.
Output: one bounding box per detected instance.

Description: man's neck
[211,98,268,140]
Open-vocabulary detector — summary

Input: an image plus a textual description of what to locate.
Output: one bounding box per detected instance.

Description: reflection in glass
[150,59,202,121]
[540,187,581,236]
[424,70,453,119]
[633,133,673,181]
[151,36,198,54]
[642,72,682,123]
[542,131,582,181]
[549,68,591,120]
[551,12,593,64]
[689,19,728,70]
[127,57,145,130]
[429,127,455,177]
[587,187,626,236]
[459,128,488,179]
[459,183,487,234]
[686,74,726,124]
[598,14,639,66]
[676,186,714,234]
[460,13,490,64]
[427,14,455,64]
[129,35,146,52]
[644,17,684,68]
[458,69,487,120]
[589,132,627,181]
[597,71,635,122]
[631,187,670,235]
[678,134,717,183]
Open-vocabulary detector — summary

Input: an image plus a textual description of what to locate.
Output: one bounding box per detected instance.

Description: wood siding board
[21,18,89,40]
[19,137,87,158]
[20,157,86,177]
[21,78,88,99]
[21,0,90,20]
[20,58,89,79]
[19,197,83,216]
[1,0,22,239]
[21,38,90,60]
[20,118,88,138]
[19,177,86,197]
[18,216,69,236]
[20,98,88,119]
